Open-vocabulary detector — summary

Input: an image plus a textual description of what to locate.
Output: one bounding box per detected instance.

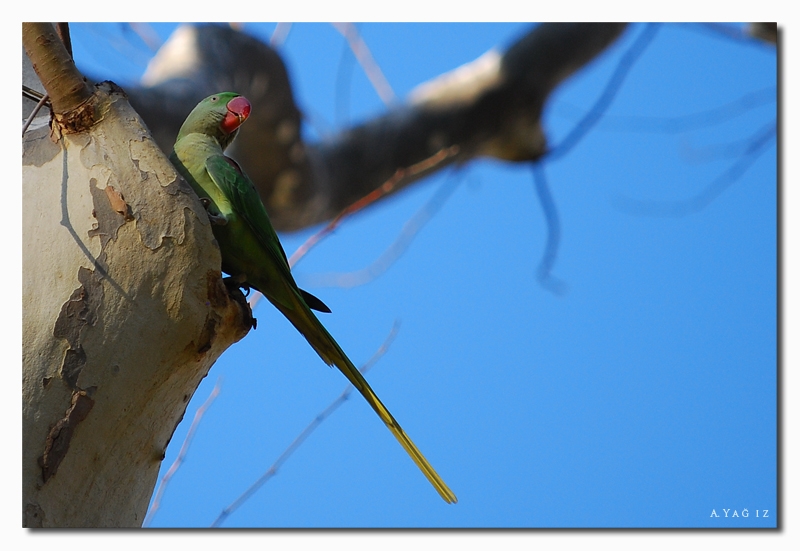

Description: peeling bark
[22,81,252,527]
[40,389,95,482]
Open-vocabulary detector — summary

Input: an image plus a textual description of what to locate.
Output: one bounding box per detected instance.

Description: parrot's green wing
[205,154,330,313]
[206,155,292,276]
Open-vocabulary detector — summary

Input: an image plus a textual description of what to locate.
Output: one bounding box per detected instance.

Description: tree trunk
[22,25,251,528]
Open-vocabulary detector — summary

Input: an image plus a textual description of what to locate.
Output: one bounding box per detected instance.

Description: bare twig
[526,24,658,290]
[143,378,223,527]
[127,23,163,52]
[22,86,48,104]
[612,120,776,217]
[680,120,778,163]
[304,172,462,289]
[555,85,776,135]
[210,322,401,527]
[290,146,459,269]
[532,164,568,296]
[549,24,659,161]
[83,23,155,71]
[270,22,292,47]
[335,35,356,124]
[246,289,261,310]
[22,92,50,136]
[331,22,397,106]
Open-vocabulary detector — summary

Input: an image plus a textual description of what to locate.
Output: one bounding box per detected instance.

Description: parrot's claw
[199,197,228,226]
[221,276,257,330]
[222,274,251,296]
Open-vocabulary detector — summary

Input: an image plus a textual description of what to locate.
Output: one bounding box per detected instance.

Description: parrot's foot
[222,274,251,296]
[199,198,228,226]
[223,273,248,286]
[222,276,257,330]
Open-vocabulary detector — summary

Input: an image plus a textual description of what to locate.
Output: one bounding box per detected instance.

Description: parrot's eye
[211,96,218,102]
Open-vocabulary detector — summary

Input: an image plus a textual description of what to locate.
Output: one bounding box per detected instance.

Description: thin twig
[612,120,776,217]
[527,24,658,284]
[305,172,462,289]
[679,120,777,163]
[549,24,659,161]
[80,23,154,74]
[331,22,397,106]
[335,35,356,124]
[22,93,50,137]
[127,22,163,52]
[558,85,776,135]
[23,85,48,103]
[247,288,262,310]
[211,321,401,527]
[143,378,223,527]
[532,164,568,296]
[270,23,292,47]
[289,145,460,270]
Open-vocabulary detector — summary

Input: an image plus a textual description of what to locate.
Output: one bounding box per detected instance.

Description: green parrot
[170,92,456,504]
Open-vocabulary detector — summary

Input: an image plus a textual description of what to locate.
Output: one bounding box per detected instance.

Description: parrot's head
[176,92,252,150]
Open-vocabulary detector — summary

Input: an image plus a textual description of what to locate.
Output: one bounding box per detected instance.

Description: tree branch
[110,23,627,231]
[23,22,92,116]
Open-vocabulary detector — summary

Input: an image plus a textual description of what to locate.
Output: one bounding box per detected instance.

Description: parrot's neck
[171,132,232,223]
[173,133,224,168]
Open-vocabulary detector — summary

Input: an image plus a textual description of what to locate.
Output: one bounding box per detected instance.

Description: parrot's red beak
[221,96,252,134]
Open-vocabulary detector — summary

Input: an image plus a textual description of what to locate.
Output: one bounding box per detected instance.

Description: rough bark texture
[22,25,252,527]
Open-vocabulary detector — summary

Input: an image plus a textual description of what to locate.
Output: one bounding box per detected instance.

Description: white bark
[22,83,251,527]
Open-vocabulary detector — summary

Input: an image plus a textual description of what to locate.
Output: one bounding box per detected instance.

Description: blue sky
[64,22,777,529]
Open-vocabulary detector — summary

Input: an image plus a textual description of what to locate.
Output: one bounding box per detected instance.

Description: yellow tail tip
[442,491,458,504]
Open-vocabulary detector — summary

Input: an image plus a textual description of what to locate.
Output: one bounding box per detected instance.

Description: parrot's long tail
[272,295,457,504]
